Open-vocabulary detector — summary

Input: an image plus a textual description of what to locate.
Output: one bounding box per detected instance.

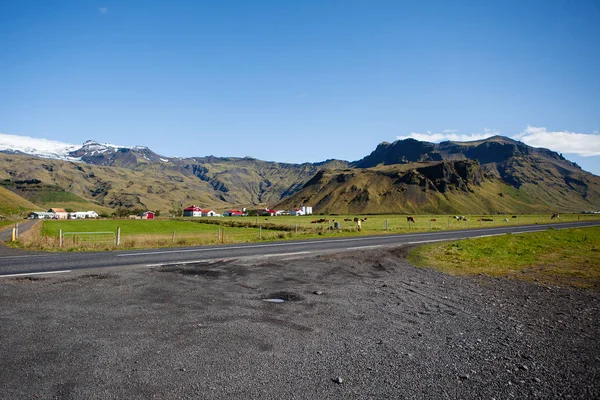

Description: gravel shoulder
[1,246,598,399]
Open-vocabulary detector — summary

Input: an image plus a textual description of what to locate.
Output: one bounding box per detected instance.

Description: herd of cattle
[310,214,560,225]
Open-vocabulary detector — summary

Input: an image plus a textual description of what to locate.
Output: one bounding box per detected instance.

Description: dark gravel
[0,246,598,399]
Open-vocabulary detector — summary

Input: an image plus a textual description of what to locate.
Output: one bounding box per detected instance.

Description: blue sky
[1,0,599,173]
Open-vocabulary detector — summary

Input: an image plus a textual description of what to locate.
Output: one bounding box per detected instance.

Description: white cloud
[515,126,600,157]
[396,125,600,157]
[397,128,498,143]
[99,7,108,14]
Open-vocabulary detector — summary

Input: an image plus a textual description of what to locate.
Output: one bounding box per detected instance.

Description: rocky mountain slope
[277,136,600,214]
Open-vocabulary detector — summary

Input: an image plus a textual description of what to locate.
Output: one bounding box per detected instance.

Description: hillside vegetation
[276,161,561,214]
[0,153,347,213]
[0,186,40,217]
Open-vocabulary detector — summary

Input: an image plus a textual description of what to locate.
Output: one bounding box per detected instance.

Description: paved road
[1,220,599,277]
[0,220,37,242]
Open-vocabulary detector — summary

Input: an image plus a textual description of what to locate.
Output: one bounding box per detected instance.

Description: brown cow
[407,216,415,223]
[551,213,560,219]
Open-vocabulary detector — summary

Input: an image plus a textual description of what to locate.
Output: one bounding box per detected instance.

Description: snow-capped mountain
[0,133,81,161]
[0,133,169,166]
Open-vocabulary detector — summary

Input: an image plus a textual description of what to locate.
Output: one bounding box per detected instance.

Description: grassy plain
[15,213,600,251]
[409,227,600,289]
[33,219,291,250]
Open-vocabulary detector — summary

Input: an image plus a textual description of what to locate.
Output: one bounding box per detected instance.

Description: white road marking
[348,245,382,250]
[259,251,312,258]
[0,254,53,260]
[0,270,71,278]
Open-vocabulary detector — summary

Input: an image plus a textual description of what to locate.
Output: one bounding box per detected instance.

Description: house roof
[49,208,67,213]
[184,206,202,211]
[227,210,243,214]
[143,211,155,215]
[200,209,214,213]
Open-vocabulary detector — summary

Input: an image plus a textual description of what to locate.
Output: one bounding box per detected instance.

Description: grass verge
[408,227,600,289]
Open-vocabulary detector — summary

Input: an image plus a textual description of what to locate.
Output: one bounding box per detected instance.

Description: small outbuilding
[223,210,244,217]
[141,211,155,220]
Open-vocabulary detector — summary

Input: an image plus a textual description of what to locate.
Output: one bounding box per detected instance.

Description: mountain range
[0,133,598,216]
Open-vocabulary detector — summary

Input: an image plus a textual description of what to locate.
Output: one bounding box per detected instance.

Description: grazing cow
[512,216,517,219]
[344,218,352,222]
[407,216,415,223]
[481,218,493,222]
[353,217,359,222]
[430,219,436,222]
[551,213,560,219]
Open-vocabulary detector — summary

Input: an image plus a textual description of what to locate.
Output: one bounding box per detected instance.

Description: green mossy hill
[350,136,600,213]
[0,185,40,217]
[276,160,560,214]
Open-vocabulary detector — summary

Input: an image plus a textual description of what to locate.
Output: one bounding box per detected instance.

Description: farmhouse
[48,208,68,219]
[290,206,313,216]
[223,210,244,217]
[183,205,202,217]
[69,211,99,219]
[183,206,217,217]
[28,212,56,219]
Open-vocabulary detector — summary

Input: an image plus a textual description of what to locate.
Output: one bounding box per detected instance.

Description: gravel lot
[1,246,598,399]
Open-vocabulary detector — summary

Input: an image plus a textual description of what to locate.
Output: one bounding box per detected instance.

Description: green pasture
[41,219,260,236]
[409,227,600,289]
[31,212,600,251]
[203,212,599,234]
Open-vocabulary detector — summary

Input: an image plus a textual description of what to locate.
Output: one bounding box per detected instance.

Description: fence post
[116,227,121,246]
[15,223,19,239]
[172,230,175,243]
[385,219,388,231]
[429,220,432,230]
[59,229,62,248]
[259,225,262,239]
[295,224,298,234]
[221,227,224,243]
[11,227,16,242]
[448,218,450,228]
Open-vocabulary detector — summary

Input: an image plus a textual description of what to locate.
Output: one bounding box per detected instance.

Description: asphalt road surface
[1,220,599,277]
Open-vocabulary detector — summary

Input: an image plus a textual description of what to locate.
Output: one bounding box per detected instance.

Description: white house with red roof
[201,209,216,217]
